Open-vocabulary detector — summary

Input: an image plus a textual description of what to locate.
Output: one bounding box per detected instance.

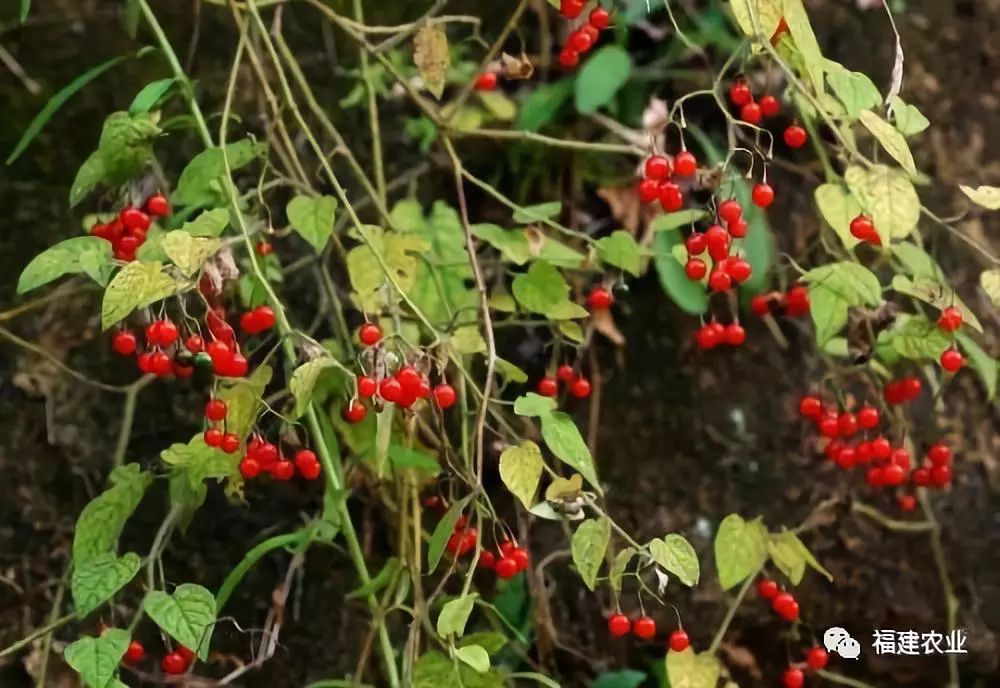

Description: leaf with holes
[64,628,130,688]
[143,584,216,659]
[17,236,113,294]
[572,518,610,590]
[844,164,920,239]
[649,534,700,586]
[714,514,768,590]
[437,594,477,638]
[499,441,543,509]
[71,553,142,617]
[859,110,917,176]
[287,195,337,252]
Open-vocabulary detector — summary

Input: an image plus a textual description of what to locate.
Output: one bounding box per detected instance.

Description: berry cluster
[537,364,592,399]
[750,284,811,319]
[238,438,321,482]
[782,646,830,688]
[557,3,612,69]
[694,319,746,350]
[636,151,698,212]
[89,193,169,261]
[120,638,195,676]
[936,306,966,373]
[682,199,757,294]
[606,613,691,652]
[239,305,277,334]
[756,577,800,621]
[728,77,807,149]
[477,538,530,579]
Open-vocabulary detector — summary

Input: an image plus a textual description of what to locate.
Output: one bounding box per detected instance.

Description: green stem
[0,613,75,660]
[216,530,311,613]
[708,571,757,654]
[349,0,386,204]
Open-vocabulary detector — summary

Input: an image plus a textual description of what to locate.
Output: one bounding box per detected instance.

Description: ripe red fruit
[892,448,911,471]
[883,463,906,486]
[295,449,321,478]
[380,377,403,403]
[499,540,515,557]
[162,652,187,675]
[805,646,829,670]
[124,640,145,664]
[718,200,742,225]
[708,269,732,293]
[759,95,781,117]
[608,613,631,638]
[729,80,752,106]
[669,630,690,652]
[396,366,423,396]
[785,286,810,317]
[857,406,880,430]
[837,412,858,437]
[902,376,922,400]
[357,375,377,398]
[221,433,241,454]
[273,460,295,481]
[772,592,799,621]
[866,466,885,487]
[570,377,592,399]
[870,436,892,461]
[589,7,611,29]
[752,183,775,208]
[928,443,951,465]
[728,217,748,238]
[587,286,614,310]
[433,383,457,409]
[557,365,576,382]
[256,443,278,468]
[937,306,962,332]
[704,225,729,260]
[898,494,917,512]
[856,441,873,463]
[120,207,151,232]
[511,547,530,572]
[782,667,805,688]
[674,150,697,176]
[658,181,684,211]
[537,376,559,397]
[252,306,276,332]
[558,48,580,69]
[184,334,203,353]
[818,415,839,438]
[112,330,137,355]
[685,233,707,256]
[150,351,173,377]
[724,323,746,346]
[358,323,382,346]
[207,339,232,364]
[560,0,585,19]
[255,240,273,256]
[479,550,496,570]
[638,178,660,203]
[696,324,720,351]
[835,447,857,470]
[204,428,224,448]
[685,258,708,281]
[740,102,762,124]
[783,125,807,148]
[177,646,195,664]
[799,396,822,420]
[342,399,368,423]
[644,155,671,180]
[205,399,227,421]
[757,578,780,600]
[913,467,931,487]
[223,352,248,378]
[495,557,518,579]
[824,440,844,462]
[751,294,771,317]
[633,616,656,640]
[145,193,170,217]
[940,348,964,372]
[931,464,953,487]
[474,72,498,91]
[568,30,593,53]
[726,258,752,283]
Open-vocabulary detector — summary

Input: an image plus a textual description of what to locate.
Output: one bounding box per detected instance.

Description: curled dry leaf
[413,25,450,100]
[591,307,625,347]
[500,52,534,80]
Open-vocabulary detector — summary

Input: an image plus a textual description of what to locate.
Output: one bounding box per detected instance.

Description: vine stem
[0,613,75,660]
[708,569,758,654]
[921,492,960,688]
[349,0,386,204]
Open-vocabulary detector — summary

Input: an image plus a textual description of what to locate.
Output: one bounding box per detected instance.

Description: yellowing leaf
[959,184,1000,210]
[782,0,825,94]
[845,164,920,239]
[453,645,490,674]
[714,514,767,590]
[814,183,864,249]
[891,275,983,333]
[981,269,1000,307]
[666,647,721,688]
[609,547,637,593]
[890,96,930,137]
[730,0,783,46]
[499,441,543,509]
[413,25,450,99]
[859,110,917,176]
[437,594,476,638]
[571,518,610,590]
[101,261,184,329]
[649,534,700,586]
[161,231,221,276]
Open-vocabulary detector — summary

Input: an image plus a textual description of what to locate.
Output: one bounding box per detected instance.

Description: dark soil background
[1,1,998,686]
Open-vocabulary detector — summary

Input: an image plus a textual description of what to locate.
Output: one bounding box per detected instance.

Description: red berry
[633,616,656,640]
[740,102,762,124]
[892,448,911,471]
[569,377,592,399]
[433,383,457,409]
[256,443,278,468]
[499,540,515,557]
[638,178,660,203]
[495,557,518,579]
[151,319,179,347]
[124,640,145,664]
[685,258,708,281]
[835,447,857,470]
[357,375,377,397]
[928,443,951,465]
[757,578,780,600]
[589,7,611,29]
[221,433,241,454]
[252,306,276,332]
[786,286,810,317]
[849,215,880,245]
[358,323,382,346]
[913,467,931,487]
[380,377,403,403]
[273,460,295,481]
[824,440,844,462]
[751,294,771,317]
[474,72,498,91]
[537,376,559,397]
[568,30,593,53]
[184,334,203,353]
[940,348,964,372]
[176,646,195,665]
[207,339,232,365]
[759,95,781,117]
[857,406,880,430]
[726,257,752,283]
[866,466,885,487]
[674,150,697,176]
[729,80,752,106]
[771,592,799,621]
[708,269,732,293]
[557,365,576,382]
[704,225,730,260]
[479,550,496,570]
[782,667,805,688]
[205,399,227,421]
[724,323,746,346]
[511,547,530,572]
[396,366,423,397]
[883,463,906,486]
[558,48,580,69]
[805,646,828,670]
[587,286,614,310]
[728,217,748,238]
[898,494,917,512]
[221,352,248,378]
[150,351,173,377]
[696,324,720,351]
[752,183,775,208]
[255,240,273,256]
[837,412,858,437]
[644,155,671,180]
[658,181,684,211]
[669,630,690,652]
[145,193,170,217]
[856,441,873,463]
[817,415,839,438]
[902,376,922,400]
[685,233,707,256]
[342,399,368,423]
[798,395,823,420]
[937,306,962,333]
[112,330,137,356]
[871,436,892,461]
[162,652,187,675]
[718,200,742,225]
[560,0,584,19]
[204,428,224,448]
[784,125,807,148]
[931,464,953,486]
[120,207,151,232]
[608,613,631,638]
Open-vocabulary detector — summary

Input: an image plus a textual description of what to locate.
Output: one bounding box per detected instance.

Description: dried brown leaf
[413,26,450,99]
[500,52,534,80]
[592,308,626,347]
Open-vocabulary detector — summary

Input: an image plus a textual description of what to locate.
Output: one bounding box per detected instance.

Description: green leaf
[101,261,185,329]
[890,275,983,333]
[472,223,531,265]
[513,201,562,224]
[649,534,700,586]
[413,650,505,688]
[729,0,783,44]
[20,0,31,23]
[981,269,1000,307]
[216,364,272,438]
[883,314,951,361]
[594,670,647,688]
[7,55,128,165]
[959,184,1000,210]
[450,325,487,354]
[859,110,917,176]
[160,434,236,485]
[653,224,709,315]
[825,62,881,118]
[180,208,230,237]
[768,531,832,584]
[609,547,636,593]
[427,496,472,573]
[575,45,631,114]
[289,358,337,419]
[815,183,865,249]
[169,471,206,534]
[174,140,266,207]
[388,444,440,474]
[499,441,543,509]
[649,210,708,232]
[571,518,610,590]
[437,594,477,638]
[596,231,642,275]
[558,320,585,343]
[143,584,216,658]
[513,392,558,417]
[129,78,176,114]
[890,96,930,137]
[64,628,130,688]
[714,514,768,590]
[287,195,338,251]
[541,412,600,492]
[893,241,942,279]
[161,231,221,276]
[453,644,490,673]
[956,333,997,401]
[73,465,152,565]
[460,632,508,654]
[782,0,825,94]
[802,262,882,344]
[512,261,582,318]
[477,91,517,121]
[72,553,142,617]
[518,79,573,132]
[844,164,920,239]
[665,648,720,688]
[17,236,113,294]
[494,357,528,383]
